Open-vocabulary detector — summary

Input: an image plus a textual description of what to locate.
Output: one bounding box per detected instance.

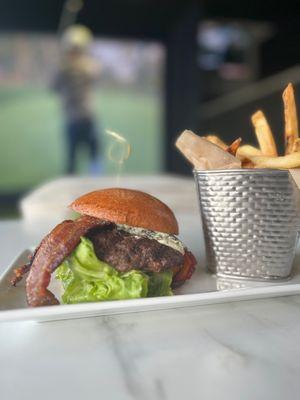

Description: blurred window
[0,33,165,192]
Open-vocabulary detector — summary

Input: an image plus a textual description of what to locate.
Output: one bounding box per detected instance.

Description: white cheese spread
[116,224,185,254]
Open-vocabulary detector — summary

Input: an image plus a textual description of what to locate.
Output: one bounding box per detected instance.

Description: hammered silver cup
[194,169,300,281]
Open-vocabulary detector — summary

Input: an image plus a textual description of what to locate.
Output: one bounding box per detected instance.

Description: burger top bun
[70,188,179,235]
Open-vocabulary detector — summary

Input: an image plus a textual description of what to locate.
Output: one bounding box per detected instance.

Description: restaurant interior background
[0,0,299,218]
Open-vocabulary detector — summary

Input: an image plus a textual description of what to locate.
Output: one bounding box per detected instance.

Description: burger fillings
[11,188,197,307]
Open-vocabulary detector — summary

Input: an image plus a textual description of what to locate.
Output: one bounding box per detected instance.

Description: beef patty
[88,226,184,273]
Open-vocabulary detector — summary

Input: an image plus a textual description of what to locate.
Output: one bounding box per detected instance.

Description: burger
[12,188,196,307]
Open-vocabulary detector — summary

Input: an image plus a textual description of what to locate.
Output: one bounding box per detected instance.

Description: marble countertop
[1,218,300,400]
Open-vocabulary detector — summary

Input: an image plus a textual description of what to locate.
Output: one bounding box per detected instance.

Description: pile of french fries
[204,83,299,169]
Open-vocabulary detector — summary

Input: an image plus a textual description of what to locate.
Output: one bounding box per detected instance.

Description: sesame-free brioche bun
[70,188,179,235]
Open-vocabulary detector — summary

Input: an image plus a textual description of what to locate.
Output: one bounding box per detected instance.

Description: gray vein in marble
[101,316,143,400]
[154,378,167,400]
[203,328,250,365]
[274,295,300,308]
[242,309,284,329]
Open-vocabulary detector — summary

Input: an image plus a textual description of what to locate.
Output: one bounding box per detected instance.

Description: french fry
[283,83,299,154]
[226,137,242,156]
[249,152,300,169]
[236,145,262,161]
[251,110,278,156]
[292,138,300,153]
[242,160,255,168]
[205,135,228,150]
[176,84,300,171]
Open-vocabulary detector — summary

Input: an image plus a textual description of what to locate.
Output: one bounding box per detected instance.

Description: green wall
[0,86,163,191]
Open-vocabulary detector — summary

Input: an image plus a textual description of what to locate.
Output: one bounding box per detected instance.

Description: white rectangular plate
[1,246,300,323]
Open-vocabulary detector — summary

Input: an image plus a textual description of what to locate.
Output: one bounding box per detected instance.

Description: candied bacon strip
[25,216,112,307]
[172,249,197,288]
[11,263,31,286]
[11,240,44,286]
[226,137,242,156]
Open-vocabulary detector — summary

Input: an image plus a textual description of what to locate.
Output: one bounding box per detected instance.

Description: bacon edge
[172,249,197,288]
[21,216,112,307]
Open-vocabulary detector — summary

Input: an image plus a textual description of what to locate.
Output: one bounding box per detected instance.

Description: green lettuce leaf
[56,237,173,304]
[147,271,173,297]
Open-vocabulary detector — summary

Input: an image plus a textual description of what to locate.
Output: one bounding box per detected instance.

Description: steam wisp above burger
[12,188,196,307]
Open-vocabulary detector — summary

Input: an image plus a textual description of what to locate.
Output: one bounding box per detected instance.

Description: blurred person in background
[52,24,102,174]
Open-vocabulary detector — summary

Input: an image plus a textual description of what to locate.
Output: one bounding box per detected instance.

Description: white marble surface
[1,217,300,400]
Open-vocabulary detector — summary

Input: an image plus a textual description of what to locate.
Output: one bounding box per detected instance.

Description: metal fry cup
[194,169,300,281]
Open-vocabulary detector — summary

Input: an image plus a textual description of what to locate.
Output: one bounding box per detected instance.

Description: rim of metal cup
[193,168,289,176]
